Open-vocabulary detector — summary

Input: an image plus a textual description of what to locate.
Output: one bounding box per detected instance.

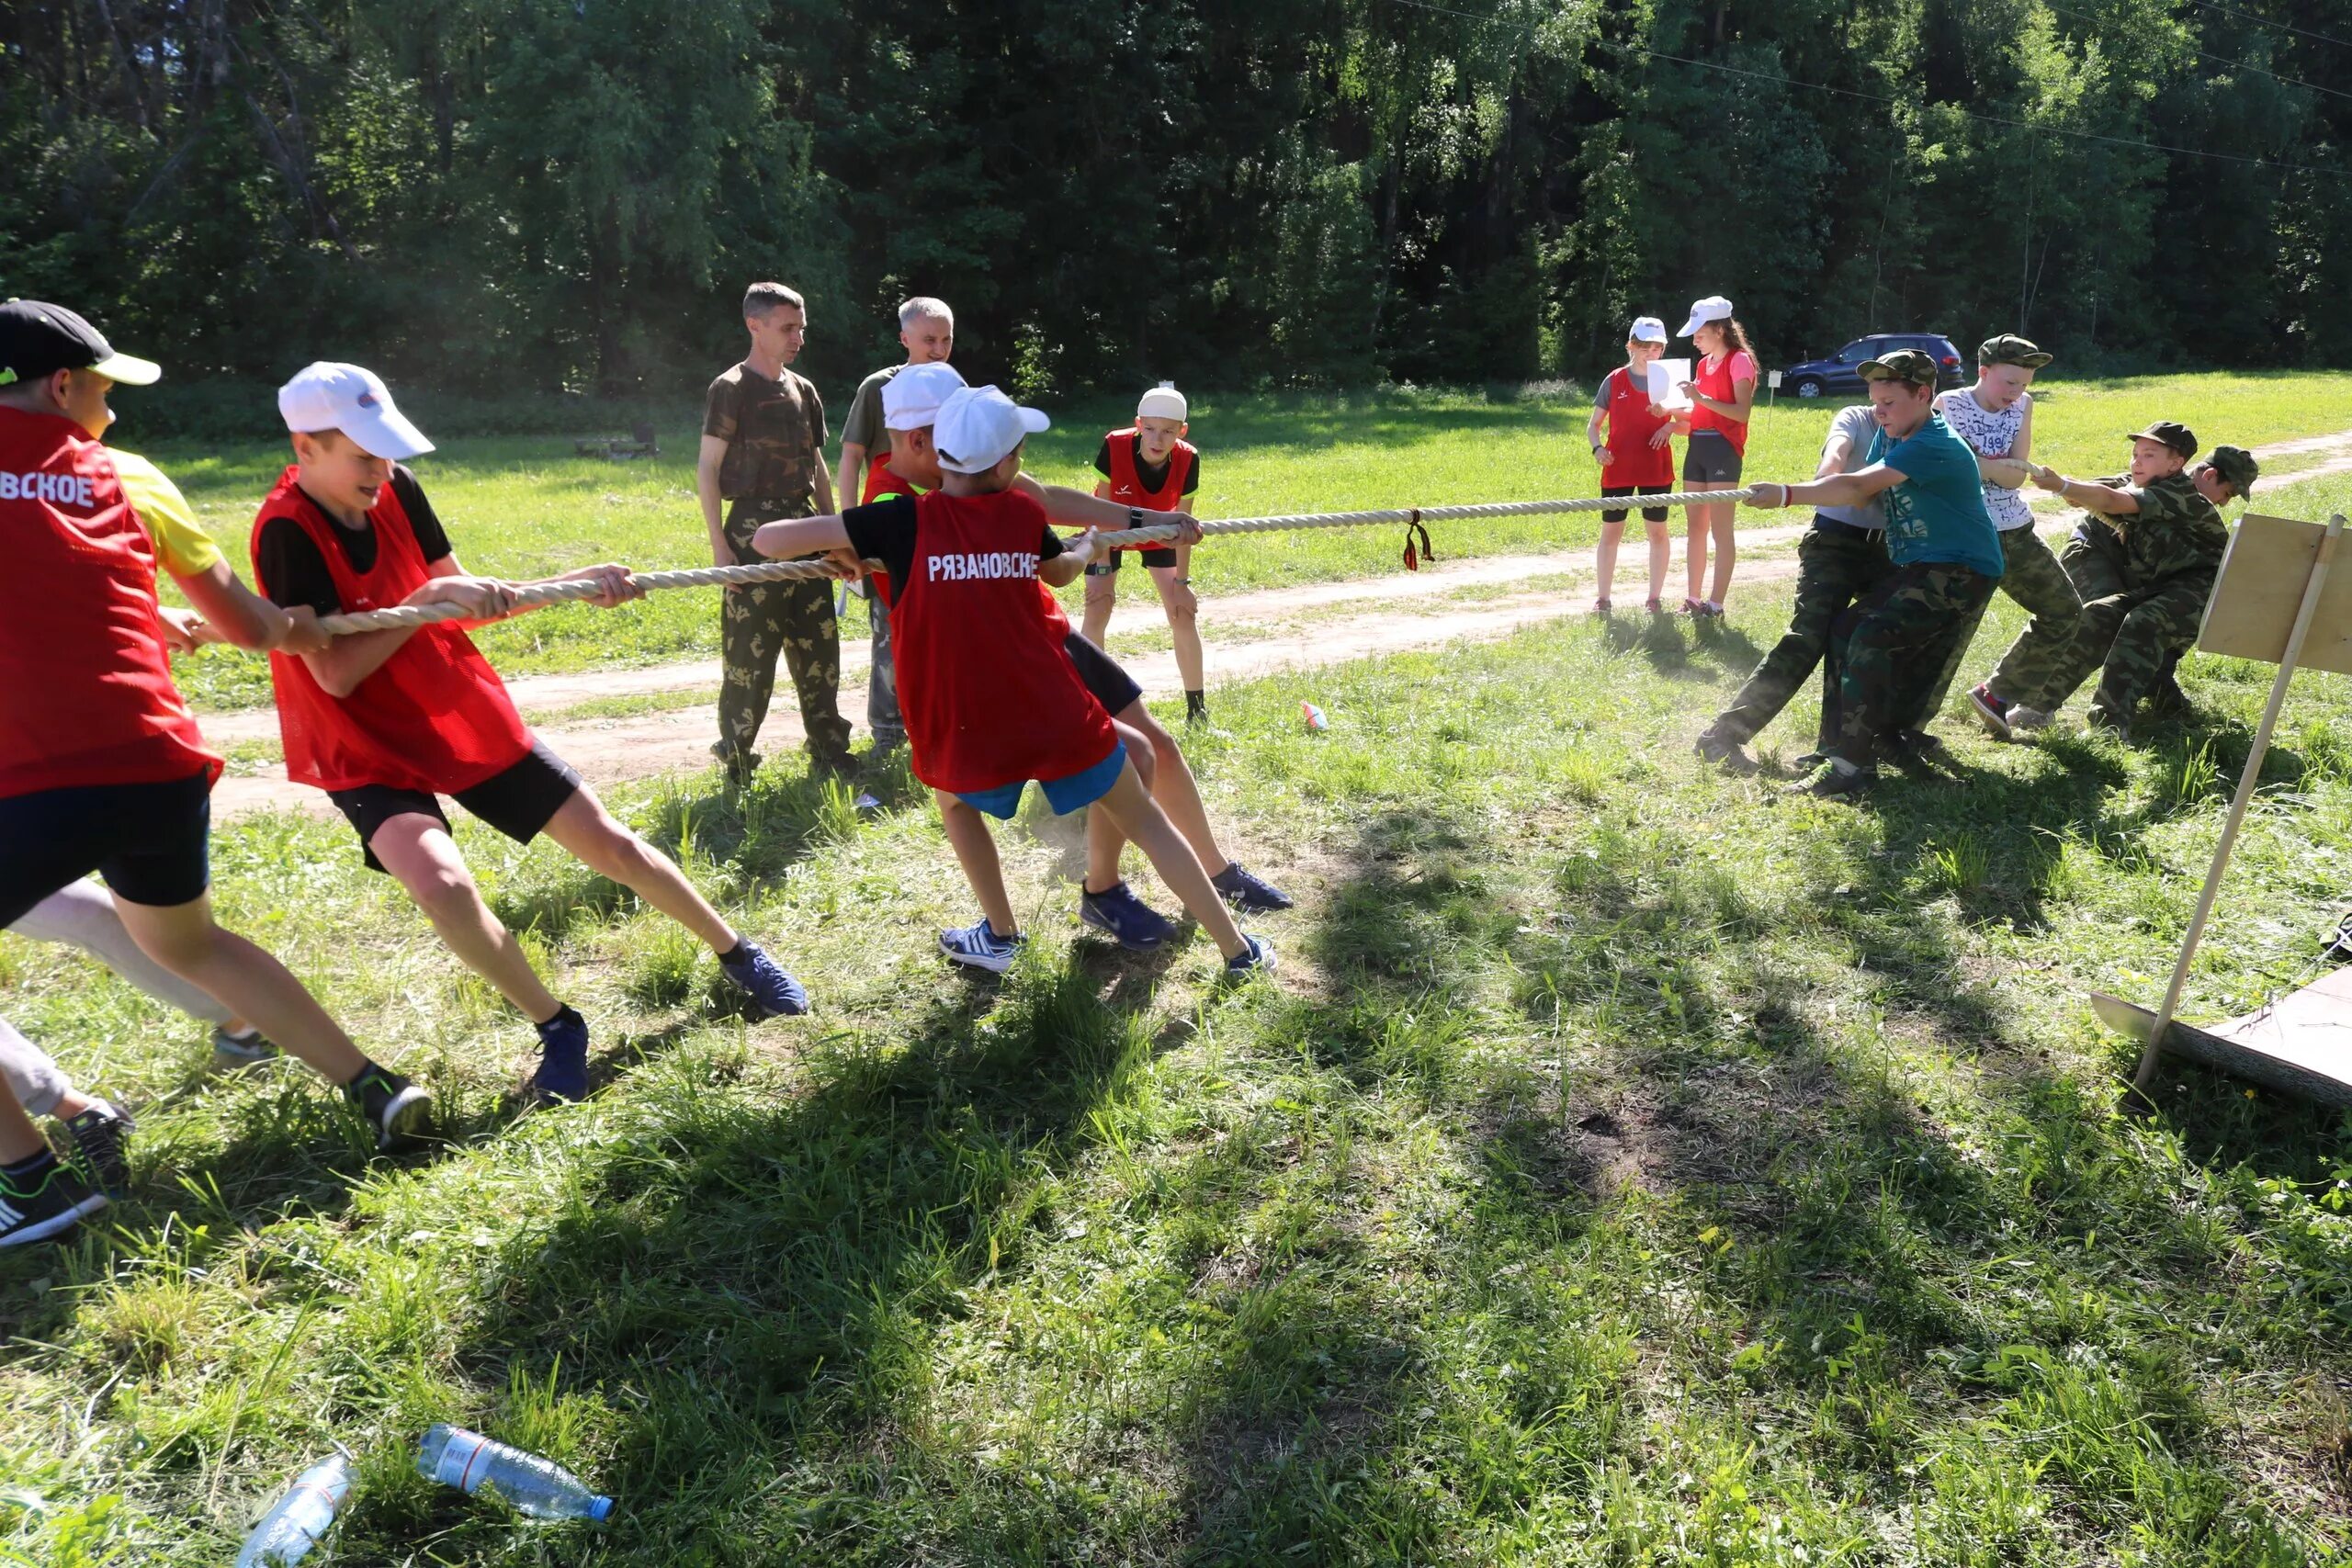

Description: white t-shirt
[1937,388,2032,530]
[1814,402,1885,530]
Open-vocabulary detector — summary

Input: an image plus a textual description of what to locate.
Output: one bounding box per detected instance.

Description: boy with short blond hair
[1082,383,1210,722]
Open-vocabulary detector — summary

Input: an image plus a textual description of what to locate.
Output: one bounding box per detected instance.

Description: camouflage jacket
[703,363,827,510]
[2075,471,2227,588]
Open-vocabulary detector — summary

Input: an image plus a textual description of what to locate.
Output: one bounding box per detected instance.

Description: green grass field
[148,370,2352,713]
[6,380,2352,1564]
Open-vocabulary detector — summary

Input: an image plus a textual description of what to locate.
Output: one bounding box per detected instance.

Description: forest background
[6,0,2348,436]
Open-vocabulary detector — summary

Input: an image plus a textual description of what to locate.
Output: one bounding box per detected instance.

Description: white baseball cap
[881,362,967,431]
[1628,316,1668,344]
[1675,296,1734,339]
[277,362,434,460]
[1136,380,1188,423]
[933,386,1049,475]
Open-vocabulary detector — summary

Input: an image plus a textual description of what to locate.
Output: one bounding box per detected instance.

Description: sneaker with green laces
[0,1153,106,1248]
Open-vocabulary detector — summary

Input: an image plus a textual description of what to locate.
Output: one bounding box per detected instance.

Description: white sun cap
[277,362,434,460]
[933,385,1050,475]
[1136,380,1188,423]
[1675,296,1734,339]
[1629,316,1668,344]
[881,362,968,431]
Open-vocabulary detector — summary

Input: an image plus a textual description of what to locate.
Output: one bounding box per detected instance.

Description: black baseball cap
[0,300,161,389]
[2126,421,2197,459]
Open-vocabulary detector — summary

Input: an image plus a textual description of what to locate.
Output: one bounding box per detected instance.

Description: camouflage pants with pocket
[1714,521,1890,750]
[718,503,852,768]
[1824,561,1996,767]
[1992,525,2207,723]
[1986,525,2123,709]
[1909,524,2082,726]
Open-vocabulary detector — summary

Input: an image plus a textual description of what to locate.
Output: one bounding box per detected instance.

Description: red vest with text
[1600,367,1675,488]
[253,467,532,794]
[890,488,1114,794]
[866,474,1078,637]
[0,409,220,798]
[1689,350,1753,455]
[1101,429,1195,549]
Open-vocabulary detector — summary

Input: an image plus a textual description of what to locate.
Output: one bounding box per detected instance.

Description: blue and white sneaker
[1222,934,1277,981]
[531,1006,591,1103]
[1212,863,1294,913]
[940,919,1025,974]
[1079,881,1176,951]
[718,940,810,1019]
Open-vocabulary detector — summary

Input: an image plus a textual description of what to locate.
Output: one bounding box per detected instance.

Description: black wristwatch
[1127,506,1145,529]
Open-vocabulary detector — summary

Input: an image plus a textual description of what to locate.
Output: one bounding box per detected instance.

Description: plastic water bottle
[233,1451,352,1567]
[1301,702,1329,730]
[415,1424,613,1522]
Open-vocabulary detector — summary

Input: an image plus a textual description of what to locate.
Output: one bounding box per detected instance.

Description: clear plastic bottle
[234,1451,353,1568]
[415,1423,614,1522]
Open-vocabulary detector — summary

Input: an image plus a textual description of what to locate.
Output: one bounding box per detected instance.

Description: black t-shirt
[842,494,1065,611]
[1093,440,1201,501]
[255,467,452,615]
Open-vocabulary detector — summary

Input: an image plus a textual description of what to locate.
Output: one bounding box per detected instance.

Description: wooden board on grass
[2090,971,2352,1107]
[2197,513,2352,676]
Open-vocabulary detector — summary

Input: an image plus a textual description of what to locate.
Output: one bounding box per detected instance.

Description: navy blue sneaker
[718,940,809,1019]
[1222,934,1277,982]
[532,1006,591,1103]
[1080,881,1176,951]
[940,919,1025,974]
[1211,862,1294,913]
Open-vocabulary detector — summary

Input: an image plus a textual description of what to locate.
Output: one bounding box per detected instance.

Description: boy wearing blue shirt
[1743,349,2001,797]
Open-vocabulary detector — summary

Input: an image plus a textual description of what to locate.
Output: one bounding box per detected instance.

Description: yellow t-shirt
[109,448,222,577]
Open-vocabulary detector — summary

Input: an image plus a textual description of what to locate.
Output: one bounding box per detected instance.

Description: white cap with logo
[1136,381,1187,423]
[277,362,434,460]
[933,386,1050,476]
[1629,316,1668,344]
[881,362,969,431]
[1675,296,1734,339]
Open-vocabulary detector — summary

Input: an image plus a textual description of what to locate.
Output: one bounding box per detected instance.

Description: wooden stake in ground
[2114,513,2346,1106]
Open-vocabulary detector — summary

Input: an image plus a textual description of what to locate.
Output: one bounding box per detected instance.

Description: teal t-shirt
[1867,413,2005,579]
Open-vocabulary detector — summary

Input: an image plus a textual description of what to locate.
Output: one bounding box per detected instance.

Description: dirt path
[204,422,2352,819]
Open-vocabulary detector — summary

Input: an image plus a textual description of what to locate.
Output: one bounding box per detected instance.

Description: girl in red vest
[753,386,1273,979]
[1081,383,1211,723]
[1674,296,1758,617]
[254,364,810,1105]
[1583,316,1679,614]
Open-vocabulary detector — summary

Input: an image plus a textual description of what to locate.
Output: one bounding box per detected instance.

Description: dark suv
[1780,333,1964,398]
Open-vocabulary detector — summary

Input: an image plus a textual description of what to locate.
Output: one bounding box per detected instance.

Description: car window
[1836,341,1874,363]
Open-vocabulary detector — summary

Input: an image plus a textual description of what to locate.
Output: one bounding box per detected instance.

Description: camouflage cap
[1859,348,1940,388]
[2207,444,2258,495]
[1978,333,2052,368]
[2126,421,2198,459]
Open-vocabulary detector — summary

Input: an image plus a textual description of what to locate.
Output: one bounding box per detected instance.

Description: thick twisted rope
[307,488,1764,636]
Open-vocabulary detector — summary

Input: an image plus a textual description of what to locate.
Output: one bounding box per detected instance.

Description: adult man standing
[698,282,850,784]
[832,297,956,757]
[1739,350,2004,797]
[1966,423,2235,742]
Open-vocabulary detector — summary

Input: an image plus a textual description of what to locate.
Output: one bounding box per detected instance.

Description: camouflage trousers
[1986,526,2209,726]
[1713,520,1890,750]
[1905,524,2082,728]
[1824,561,1996,768]
[718,502,852,768]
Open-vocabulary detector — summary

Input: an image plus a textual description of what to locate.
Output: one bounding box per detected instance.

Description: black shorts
[1601,484,1672,524]
[1084,546,1178,575]
[0,770,214,925]
[1682,429,1744,485]
[329,741,582,874]
[1064,631,1144,716]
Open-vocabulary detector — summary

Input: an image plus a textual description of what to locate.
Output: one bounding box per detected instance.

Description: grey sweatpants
[0,1018,73,1118]
[8,879,232,1025]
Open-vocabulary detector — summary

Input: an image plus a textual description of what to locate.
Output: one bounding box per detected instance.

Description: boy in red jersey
[0,304,431,1245]
[752,386,1274,977]
[1080,383,1211,722]
[252,364,810,1104]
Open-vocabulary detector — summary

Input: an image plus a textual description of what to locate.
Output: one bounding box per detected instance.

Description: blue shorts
[955,739,1126,820]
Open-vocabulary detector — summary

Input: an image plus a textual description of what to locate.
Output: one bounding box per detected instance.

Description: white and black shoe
[0,1153,107,1248]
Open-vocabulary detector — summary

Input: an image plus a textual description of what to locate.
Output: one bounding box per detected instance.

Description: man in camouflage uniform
[2144,446,2260,714]
[1965,424,2248,743]
[697,281,852,782]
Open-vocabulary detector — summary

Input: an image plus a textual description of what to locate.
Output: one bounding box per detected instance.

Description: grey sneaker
[2008,705,2053,733]
[210,1025,281,1070]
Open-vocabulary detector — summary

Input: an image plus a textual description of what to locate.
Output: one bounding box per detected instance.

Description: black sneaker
[0,1154,106,1248]
[345,1066,434,1151]
[64,1099,135,1198]
[2325,912,2352,965]
[1793,761,1876,799]
[712,742,761,787]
